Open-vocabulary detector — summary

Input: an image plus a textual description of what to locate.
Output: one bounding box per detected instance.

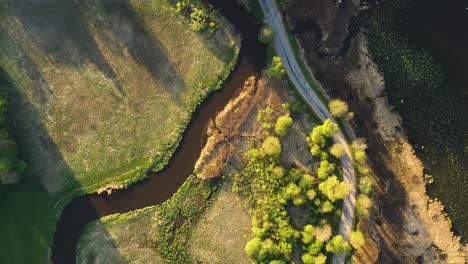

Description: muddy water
[51,1,265,263]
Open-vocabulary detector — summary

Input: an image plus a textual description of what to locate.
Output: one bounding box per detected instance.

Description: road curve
[258,0,356,262]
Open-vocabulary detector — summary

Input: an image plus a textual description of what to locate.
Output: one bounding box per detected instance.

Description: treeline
[0,97,25,185]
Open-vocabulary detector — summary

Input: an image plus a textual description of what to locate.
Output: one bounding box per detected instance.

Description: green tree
[351,139,368,164]
[258,25,275,44]
[267,56,286,79]
[261,136,282,157]
[326,235,351,254]
[350,230,365,249]
[329,143,345,159]
[317,160,335,179]
[318,176,350,202]
[245,237,262,257]
[302,253,314,264]
[189,7,208,31]
[322,119,339,137]
[314,254,327,264]
[320,200,334,213]
[275,115,293,136]
[301,225,315,244]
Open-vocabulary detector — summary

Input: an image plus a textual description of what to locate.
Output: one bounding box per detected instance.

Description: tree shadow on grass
[6,0,188,102]
[0,65,123,264]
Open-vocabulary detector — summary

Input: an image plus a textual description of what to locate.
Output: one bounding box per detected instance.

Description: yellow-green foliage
[328,99,349,118]
[318,176,350,202]
[349,230,365,249]
[261,136,282,157]
[275,115,293,137]
[356,194,372,219]
[267,56,286,79]
[329,143,345,159]
[325,235,351,254]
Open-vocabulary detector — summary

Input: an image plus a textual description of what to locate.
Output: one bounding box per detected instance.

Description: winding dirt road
[258,0,356,262]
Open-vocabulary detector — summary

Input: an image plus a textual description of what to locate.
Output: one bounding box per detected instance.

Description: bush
[317,160,335,179]
[314,224,332,242]
[245,237,262,257]
[275,115,293,137]
[328,99,349,118]
[329,143,345,159]
[258,25,275,44]
[358,176,374,194]
[350,230,365,249]
[356,194,372,219]
[318,176,350,202]
[261,136,282,157]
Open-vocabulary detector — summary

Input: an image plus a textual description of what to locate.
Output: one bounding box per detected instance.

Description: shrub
[329,99,349,118]
[245,237,262,257]
[261,136,282,157]
[258,25,275,44]
[329,143,345,159]
[356,194,372,219]
[275,115,293,137]
[317,160,335,179]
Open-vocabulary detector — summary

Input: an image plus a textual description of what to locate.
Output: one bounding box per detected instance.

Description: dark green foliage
[258,25,275,44]
[0,98,25,183]
[358,0,467,236]
[155,176,219,263]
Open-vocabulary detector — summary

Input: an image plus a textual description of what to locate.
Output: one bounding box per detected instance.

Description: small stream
[51,1,266,263]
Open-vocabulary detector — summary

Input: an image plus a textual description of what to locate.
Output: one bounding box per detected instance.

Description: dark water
[50,1,265,263]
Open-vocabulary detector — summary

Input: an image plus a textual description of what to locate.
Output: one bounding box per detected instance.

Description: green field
[0,0,238,262]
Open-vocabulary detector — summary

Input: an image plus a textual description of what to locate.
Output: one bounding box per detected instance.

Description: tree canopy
[267,56,286,79]
[258,25,275,44]
[275,115,293,137]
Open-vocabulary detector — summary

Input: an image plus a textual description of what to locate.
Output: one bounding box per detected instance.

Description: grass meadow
[0,0,238,262]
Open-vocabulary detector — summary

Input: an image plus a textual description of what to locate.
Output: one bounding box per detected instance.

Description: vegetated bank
[77,75,373,263]
[0,0,238,262]
[281,0,466,262]
[358,0,468,240]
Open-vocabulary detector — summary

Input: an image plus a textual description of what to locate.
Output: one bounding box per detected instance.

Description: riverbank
[282,0,467,262]
[0,0,238,262]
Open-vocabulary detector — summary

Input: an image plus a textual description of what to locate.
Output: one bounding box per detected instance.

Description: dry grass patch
[189,185,252,264]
